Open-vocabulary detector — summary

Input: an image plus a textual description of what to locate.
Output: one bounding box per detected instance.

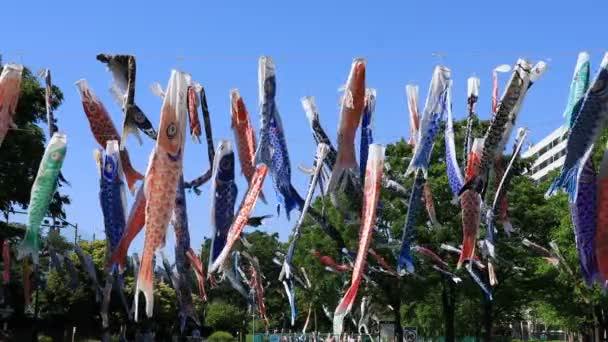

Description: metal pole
[252,311,255,342]
[74,224,78,244]
[31,264,39,342]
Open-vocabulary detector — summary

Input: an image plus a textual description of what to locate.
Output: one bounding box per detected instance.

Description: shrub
[208,331,235,342]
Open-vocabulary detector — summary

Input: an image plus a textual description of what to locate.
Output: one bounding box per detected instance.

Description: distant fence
[244,333,567,342]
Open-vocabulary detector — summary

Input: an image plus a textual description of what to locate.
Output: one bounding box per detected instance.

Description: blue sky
[2,0,607,258]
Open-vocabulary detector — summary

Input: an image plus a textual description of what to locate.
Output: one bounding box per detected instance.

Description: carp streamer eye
[166,123,177,139]
[50,152,61,161]
[220,157,232,170]
[105,162,113,173]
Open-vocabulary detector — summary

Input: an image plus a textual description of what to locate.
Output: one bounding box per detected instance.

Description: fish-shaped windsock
[423,182,440,228]
[406,84,420,147]
[282,143,329,274]
[109,184,146,271]
[246,253,268,326]
[173,176,191,271]
[135,70,189,321]
[367,249,397,276]
[74,244,102,302]
[311,249,352,273]
[497,61,546,155]
[208,140,238,270]
[255,56,302,219]
[327,58,367,193]
[466,262,493,300]
[95,141,128,270]
[333,144,384,335]
[491,64,511,115]
[485,127,528,256]
[596,142,608,286]
[231,89,267,204]
[564,52,591,130]
[100,273,114,328]
[411,246,461,284]
[0,64,23,148]
[186,249,207,301]
[521,239,559,267]
[17,133,67,265]
[405,66,451,177]
[171,266,200,332]
[95,54,157,144]
[209,164,267,273]
[464,77,480,164]
[280,144,330,325]
[461,59,538,196]
[458,138,484,269]
[301,96,338,173]
[187,85,202,142]
[444,85,464,200]
[397,170,425,275]
[174,177,206,302]
[223,251,250,301]
[570,152,599,286]
[159,251,174,288]
[75,79,143,193]
[547,53,603,202]
[412,245,449,268]
[359,89,376,182]
[95,140,129,326]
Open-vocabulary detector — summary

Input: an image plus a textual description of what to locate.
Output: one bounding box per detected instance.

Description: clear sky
[2,0,607,258]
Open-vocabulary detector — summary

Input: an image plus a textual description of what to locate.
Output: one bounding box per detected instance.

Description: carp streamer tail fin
[135,250,155,321]
[458,234,477,269]
[17,229,39,265]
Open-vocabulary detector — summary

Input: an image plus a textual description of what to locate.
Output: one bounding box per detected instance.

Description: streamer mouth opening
[167,148,182,162]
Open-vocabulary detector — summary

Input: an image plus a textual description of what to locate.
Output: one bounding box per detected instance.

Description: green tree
[206,301,246,334]
[0,63,68,220]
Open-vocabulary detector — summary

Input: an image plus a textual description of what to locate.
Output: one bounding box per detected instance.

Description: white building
[522,126,568,181]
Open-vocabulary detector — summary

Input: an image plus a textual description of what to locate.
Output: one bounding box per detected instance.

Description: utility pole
[252,311,255,342]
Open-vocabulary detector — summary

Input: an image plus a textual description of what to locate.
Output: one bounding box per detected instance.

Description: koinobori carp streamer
[208,140,238,270]
[458,138,484,269]
[327,58,366,193]
[209,164,267,273]
[135,70,190,321]
[333,144,384,335]
[231,89,267,204]
[0,64,23,148]
[96,54,157,144]
[17,133,67,265]
[461,59,539,195]
[406,84,420,147]
[405,65,451,177]
[75,79,143,193]
[255,56,302,219]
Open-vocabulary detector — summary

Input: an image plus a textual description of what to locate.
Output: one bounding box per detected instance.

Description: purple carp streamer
[548,54,608,201]
[571,153,599,286]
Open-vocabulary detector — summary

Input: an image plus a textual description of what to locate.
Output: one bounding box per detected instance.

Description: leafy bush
[208,331,235,341]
